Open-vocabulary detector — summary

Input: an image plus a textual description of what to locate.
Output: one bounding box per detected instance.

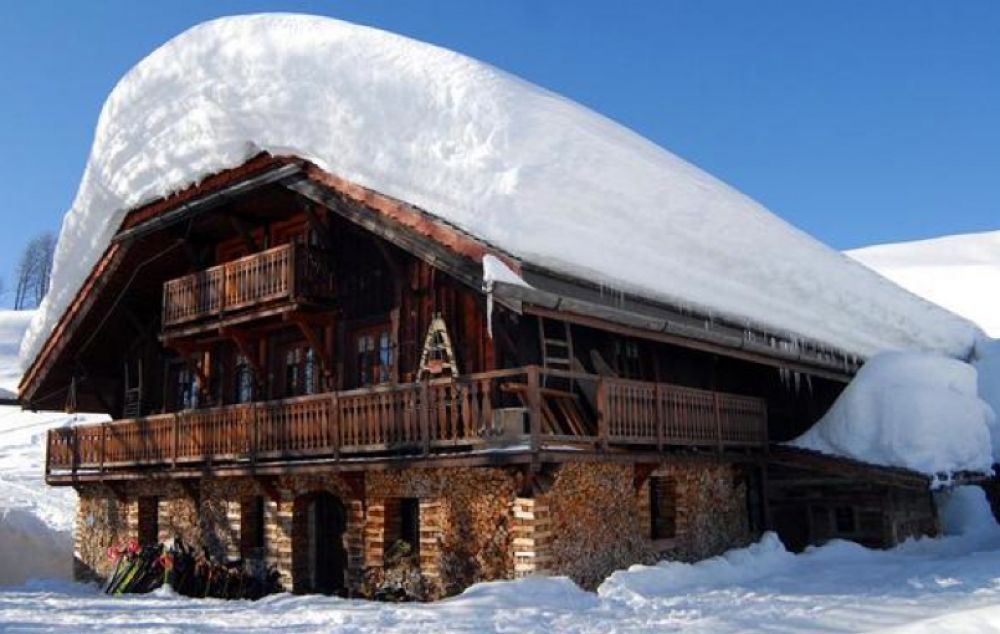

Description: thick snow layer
[0,310,34,395]
[21,13,981,373]
[2,487,1000,632]
[849,230,1000,337]
[791,352,996,477]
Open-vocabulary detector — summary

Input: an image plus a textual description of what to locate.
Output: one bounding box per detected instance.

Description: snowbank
[791,352,995,478]
[0,406,108,585]
[21,13,981,375]
[0,310,34,395]
[0,508,72,585]
[973,339,1000,460]
[937,485,1000,538]
[849,230,1000,337]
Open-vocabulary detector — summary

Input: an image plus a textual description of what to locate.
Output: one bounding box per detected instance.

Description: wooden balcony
[45,367,768,481]
[162,242,334,328]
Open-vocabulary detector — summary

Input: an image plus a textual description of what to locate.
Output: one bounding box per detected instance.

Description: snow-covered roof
[20,13,982,374]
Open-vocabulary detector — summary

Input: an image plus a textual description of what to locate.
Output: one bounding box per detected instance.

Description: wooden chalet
[23,154,938,598]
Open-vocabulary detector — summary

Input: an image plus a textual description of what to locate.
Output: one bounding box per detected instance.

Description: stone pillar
[418,499,444,586]
[364,499,387,568]
[511,497,551,578]
[268,493,294,591]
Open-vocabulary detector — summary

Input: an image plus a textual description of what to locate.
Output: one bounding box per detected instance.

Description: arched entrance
[292,491,347,594]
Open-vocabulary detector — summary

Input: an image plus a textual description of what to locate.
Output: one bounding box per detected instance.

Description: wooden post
[287,241,297,299]
[759,462,773,532]
[654,384,664,451]
[596,378,609,451]
[44,430,52,477]
[714,393,723,453]
[172,413,180,468]
[330,393,340,459]
[419,380,431,455]
[250,403,259,464]
[72,427,80,476]
[526,366,542,455]
[760,402,769,451]
[100,424,107,475]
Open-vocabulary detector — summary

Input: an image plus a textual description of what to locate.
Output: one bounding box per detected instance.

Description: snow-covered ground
[848,230,1000,338]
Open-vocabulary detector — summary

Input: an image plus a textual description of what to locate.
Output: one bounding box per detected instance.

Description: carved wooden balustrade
[46,367,768,478]
[162,242,334,327]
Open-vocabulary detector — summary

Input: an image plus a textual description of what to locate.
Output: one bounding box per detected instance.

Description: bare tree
[14,231,56,310]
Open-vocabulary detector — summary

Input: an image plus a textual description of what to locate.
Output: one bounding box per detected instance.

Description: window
[834,506,857,534]
[613,339,643,379]
[173,365,200,410]
[649,477,677,540]
[138,496,159,546]
[234,354,255,404]
[240,496,266,559]
[384,497,420,563]
[353,327,392,387]
[281,345,318,397]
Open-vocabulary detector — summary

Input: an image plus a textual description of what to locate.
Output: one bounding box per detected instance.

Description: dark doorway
[293,491,347,595]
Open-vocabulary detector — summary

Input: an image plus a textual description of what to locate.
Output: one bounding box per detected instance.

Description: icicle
[793,371,801,395]
[485,281,494,339]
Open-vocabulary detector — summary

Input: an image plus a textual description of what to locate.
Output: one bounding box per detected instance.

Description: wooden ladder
[122,358,143,418]
[538,316,573,387]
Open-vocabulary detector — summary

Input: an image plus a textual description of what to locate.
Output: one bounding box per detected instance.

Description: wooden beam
[303,203,335,252]
[223,328,265,379]
[164,341,211,401]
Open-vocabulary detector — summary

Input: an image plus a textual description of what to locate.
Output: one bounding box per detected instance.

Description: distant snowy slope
[21,14,980,373]
[0,310,34,396]
[848,230,1000,337]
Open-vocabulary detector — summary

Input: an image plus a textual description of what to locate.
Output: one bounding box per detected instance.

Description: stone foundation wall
[72,458,754,598]
[636,461,753,562]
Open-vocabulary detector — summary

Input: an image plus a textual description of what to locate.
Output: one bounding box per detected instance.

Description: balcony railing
[162,242,334,328]
[45,367,768,478]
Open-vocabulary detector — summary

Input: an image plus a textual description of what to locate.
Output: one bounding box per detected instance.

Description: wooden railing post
[526,366,542,455]
[713,393,723,453]
[44,430,52,477]
[287,241,297,298]
[330,393,340,459]
[596,378,609,451]
[172,413,180,468]
[100,423,107,475]
[760,402,769,451]
[72,426,80,476]
[419,380,431,455]
[654,384,665,451]
[250,403,259,464]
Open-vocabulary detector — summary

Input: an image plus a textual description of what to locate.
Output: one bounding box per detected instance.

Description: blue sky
[0,1,997,307]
